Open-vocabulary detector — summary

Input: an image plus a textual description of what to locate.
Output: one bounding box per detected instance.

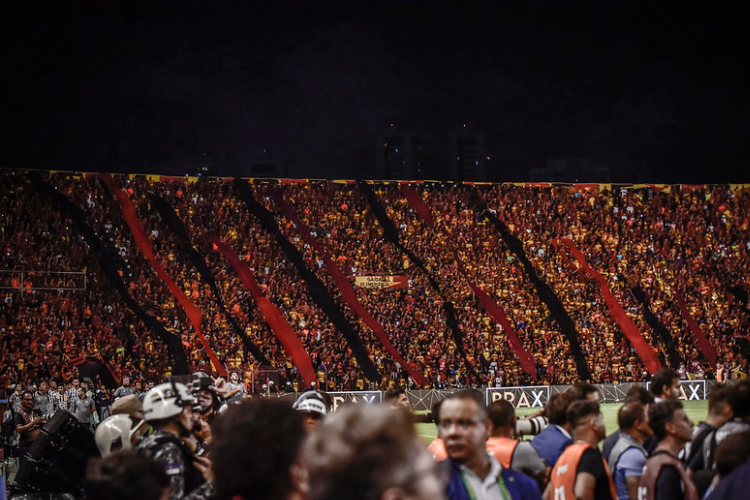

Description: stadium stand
[2,170,749,396]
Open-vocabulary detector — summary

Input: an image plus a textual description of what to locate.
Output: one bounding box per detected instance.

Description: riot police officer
[138,382,215,500]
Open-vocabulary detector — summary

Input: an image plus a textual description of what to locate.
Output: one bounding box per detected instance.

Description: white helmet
[142,382,196,422]
[95,414,149,456]
[293,391,328,417]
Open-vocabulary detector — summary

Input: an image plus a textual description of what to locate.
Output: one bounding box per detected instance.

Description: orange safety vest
[550,442,617,500]
[486,436,518,469]
[428,437,448,461]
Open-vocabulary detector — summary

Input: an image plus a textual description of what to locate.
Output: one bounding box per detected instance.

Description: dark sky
[4,1,748,182]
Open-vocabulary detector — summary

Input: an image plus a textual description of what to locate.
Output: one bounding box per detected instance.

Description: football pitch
[416,399,709,443]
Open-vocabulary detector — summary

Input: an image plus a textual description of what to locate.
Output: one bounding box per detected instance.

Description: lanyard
[461,470,511,500]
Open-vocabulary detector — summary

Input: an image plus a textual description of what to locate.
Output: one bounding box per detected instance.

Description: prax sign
[645,379,706,402]
[327,391,383,412]
[486,386,549,408]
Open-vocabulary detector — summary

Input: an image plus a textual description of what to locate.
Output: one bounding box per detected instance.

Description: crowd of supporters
[1,170,749,394]
[5,367,750,500]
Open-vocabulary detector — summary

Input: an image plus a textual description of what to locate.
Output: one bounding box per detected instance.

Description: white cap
[293,391,327,417]
[142,382,195,422]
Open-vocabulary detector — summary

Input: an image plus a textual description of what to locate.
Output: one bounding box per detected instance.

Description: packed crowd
[5,367,750,500]
[1,170,749,394]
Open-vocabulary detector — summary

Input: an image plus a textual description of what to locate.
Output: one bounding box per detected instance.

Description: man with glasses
[440,389,541,500]
[14,390,45,457]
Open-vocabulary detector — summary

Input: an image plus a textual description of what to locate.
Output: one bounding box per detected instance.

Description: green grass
[416,399,709,444]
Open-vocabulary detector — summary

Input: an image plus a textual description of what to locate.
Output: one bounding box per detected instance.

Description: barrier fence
[273,380,715,412]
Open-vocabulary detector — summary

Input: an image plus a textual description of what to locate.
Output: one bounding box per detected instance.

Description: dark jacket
[443,457,541,500]
[530,424,572,467]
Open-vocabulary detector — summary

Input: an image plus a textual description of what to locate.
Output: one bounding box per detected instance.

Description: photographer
[14,390,45,457]
[138,381,215,500]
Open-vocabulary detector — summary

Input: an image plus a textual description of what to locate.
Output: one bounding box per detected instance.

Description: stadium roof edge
[6,168,750,188]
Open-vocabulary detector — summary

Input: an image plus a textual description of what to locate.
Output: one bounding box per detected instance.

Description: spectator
[439,389,541,500]
[704,432,750,499]
[304,403,444,500]
[2,171,749,390]
[83,449,169,500]
[602,385,654,461]
[427,399,448,461]
[700,380,750,472]
[292,390,328,434]
[224,371,247,404]
[685,385,732,482]
[211,398,307,500]
[638,401,697,500]
[385,388,411,409]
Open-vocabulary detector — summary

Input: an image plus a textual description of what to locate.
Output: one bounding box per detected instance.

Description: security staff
[138,382,215,500]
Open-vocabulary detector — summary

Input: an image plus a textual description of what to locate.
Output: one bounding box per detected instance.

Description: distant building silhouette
[529,158,611,182]
[450,129,486,181]
[376,129,427,179]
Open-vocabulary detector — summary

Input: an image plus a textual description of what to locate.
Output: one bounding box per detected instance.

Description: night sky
[4,1,748,182]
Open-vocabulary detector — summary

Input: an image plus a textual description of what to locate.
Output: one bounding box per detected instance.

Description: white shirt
[459,453,510,500]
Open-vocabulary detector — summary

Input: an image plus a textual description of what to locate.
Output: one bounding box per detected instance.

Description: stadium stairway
[149,194,269,366]
[467,188,592,381]
[233,178,382,383]
[357,180,480,384]
[29,172,191,374]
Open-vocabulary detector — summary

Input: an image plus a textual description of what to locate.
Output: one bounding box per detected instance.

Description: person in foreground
[439,389,541,500]
[304,403,444,500]
[638,400,697,500]
[608,402,651,500]
[531,391,578,468]
[546,400,616,500]
[83,449,169,500]
[211,398,309,500]
[486,399,548,489]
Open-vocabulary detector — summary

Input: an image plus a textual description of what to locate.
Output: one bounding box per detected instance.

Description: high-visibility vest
[550,442,616,500]
[428,437,448,461]
[486,436,518,469]
[638,451,698,500]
